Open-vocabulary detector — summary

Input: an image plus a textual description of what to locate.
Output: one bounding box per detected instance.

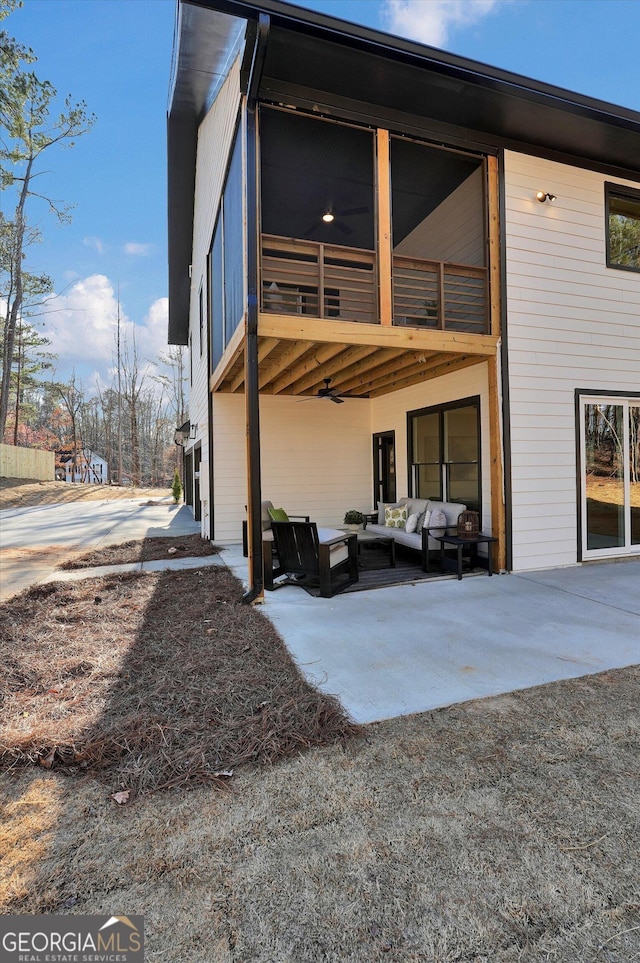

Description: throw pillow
[405,511,420,534]
[416,508,431,534]
[377,501,401,525]
[268,507,289,522]
[428,509,447,533]
[384,506,407,529]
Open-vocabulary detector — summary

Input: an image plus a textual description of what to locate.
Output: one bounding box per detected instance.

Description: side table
[433,532,497,580]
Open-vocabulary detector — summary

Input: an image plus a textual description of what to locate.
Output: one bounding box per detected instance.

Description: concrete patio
[222,544,640,724]
[2,497,638,726]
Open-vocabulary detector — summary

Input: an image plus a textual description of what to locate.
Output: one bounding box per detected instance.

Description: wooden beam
[360,352,461,395]
[286,344,379,394]
[259,313,498,356]
[229,364,246,393]
[226,336,282,394]
[269,342,345,394]
[376,128,392,327]
[258,337,280,364]
[487,351,506,571]
[259,340,313,390]
[335,348,421,392]
[368,355,483,397]
[487,155,502,340]
[210,321,245,393]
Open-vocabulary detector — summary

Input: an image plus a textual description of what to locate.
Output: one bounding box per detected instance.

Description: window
[606,183,640,272]
[408,397,481,512]
[209,217,224,369]
[208,119,245,372]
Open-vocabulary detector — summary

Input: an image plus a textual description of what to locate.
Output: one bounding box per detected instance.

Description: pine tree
[171,469,183,504]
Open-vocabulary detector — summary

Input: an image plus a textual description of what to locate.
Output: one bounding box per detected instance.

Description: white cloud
[124,242,153,257]
[383,0,501,48]
[134,297,169,365]
[83,236,106,255]
[43,275,123,372]
[38,276,169,392]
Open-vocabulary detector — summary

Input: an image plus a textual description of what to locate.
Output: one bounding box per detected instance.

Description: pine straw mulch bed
[57,534,220,569]
[0,567,360,796]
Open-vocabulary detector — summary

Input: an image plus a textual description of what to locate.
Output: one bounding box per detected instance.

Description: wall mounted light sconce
[173,420,191,447]
[536,191,557,203]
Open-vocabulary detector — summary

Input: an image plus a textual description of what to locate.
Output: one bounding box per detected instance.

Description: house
[167,0,640,598]
[55,447,109,484]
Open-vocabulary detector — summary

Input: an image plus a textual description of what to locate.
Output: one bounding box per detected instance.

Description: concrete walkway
[2,499,638,725]
[0,497,202,600]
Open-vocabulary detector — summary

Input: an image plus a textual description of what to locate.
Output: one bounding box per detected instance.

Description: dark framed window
[198,285,204,356]
[408,396,481,513]
[209,216,224,369]
[208,117,244,373]
[605,182,640,273]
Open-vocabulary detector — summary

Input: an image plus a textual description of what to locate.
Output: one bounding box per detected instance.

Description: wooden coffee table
[341,529,396,568]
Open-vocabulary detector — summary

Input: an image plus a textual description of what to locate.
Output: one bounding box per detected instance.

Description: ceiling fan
[299,378,346,404]
[303,205,370,237]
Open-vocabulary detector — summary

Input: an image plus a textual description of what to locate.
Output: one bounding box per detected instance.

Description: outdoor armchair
[269,521,358,597]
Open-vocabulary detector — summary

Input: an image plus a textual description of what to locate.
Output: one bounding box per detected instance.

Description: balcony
[261,235,489,334]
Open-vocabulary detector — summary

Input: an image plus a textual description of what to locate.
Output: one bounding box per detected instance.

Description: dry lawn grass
[1,667,638,961]
[1,536,638,961]
[0,477,170,509]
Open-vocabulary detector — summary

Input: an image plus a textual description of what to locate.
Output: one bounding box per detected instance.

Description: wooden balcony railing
[393,255,489,334]
[261,235,377,324]
[260,236,489,334]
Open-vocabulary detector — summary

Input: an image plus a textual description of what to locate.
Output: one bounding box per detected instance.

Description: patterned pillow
[405,512,420,534]
[385,506,407,529]
[377,501,401,525]
[416,509,431,534]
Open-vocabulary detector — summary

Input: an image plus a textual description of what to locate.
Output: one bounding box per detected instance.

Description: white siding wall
[211,393,372,543]
[504,151,640,571]
[370,363,492,531]
[186,56,242,536]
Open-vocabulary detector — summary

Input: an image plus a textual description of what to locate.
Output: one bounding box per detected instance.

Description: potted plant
[343,509,364,531]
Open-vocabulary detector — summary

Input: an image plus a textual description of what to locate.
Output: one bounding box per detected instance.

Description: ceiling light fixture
[536,191,557,203]
[322,210,335,223]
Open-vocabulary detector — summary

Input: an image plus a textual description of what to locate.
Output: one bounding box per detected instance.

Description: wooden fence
[0,444,54,480]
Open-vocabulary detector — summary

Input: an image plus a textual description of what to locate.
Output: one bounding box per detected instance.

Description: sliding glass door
[580,396,640,558]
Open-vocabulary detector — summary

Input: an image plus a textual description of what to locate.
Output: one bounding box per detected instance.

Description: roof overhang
[168,0,640,345]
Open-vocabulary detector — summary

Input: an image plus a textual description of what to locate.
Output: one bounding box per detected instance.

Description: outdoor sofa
[364,496,467,572]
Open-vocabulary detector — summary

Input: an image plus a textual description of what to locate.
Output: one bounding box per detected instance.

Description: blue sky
[4,0,640,389]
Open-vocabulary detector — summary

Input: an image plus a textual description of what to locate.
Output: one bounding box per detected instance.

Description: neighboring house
[167,0,640,596]
[55,448,109,484]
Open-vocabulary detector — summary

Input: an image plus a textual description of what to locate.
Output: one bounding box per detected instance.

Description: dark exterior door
[184,451,194,508]
[373,431,396,506]
[193,444,202,522]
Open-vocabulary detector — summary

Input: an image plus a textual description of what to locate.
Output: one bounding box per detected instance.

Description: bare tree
[52,372,84,481]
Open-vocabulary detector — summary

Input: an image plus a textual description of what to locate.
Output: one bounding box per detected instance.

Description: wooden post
[376,128,393,326]
[488,352,506,572]
[487,155,501,339]
[485,154,505,570]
